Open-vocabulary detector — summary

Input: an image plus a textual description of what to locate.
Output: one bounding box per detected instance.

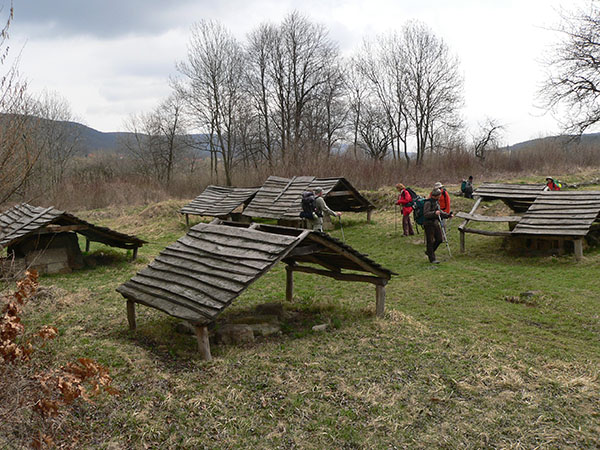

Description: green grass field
[4,190,600,449]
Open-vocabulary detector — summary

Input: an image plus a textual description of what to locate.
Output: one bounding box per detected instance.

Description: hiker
[395,183,415,236]
[545,177,561,191]
[433,182,451,213]
[312,187,341,232]
[423,188,453,264]
[461,176,474,199]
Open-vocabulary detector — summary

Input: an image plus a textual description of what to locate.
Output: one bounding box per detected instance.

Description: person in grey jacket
[423,188,453,263]
[312,187,341,232]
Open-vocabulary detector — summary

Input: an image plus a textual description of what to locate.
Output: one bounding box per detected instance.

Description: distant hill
[508,133,600,152]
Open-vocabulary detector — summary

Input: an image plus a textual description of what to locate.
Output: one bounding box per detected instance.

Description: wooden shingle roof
[180,185,259,217]
[473,183,547,212]
[0,203,146,250]
[512,191,600,237]
[242,176,373,220]
[117,222,393,325]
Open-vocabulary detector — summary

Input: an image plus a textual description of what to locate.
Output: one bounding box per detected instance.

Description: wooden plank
[518,218,595,225]
[286,265,293,302]
[512,229,588,236]
[291,265,386,284]
[574,239,584,260]
[455,212,521,222]
[325,190,353,197]
[154,254,256,283]
[307,233,391,278]
[143,262,247,293]
[461,228,512,237]
[38,224,89,233]
[513,223,590,230]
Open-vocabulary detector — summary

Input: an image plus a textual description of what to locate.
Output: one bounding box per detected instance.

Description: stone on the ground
[216,324,255,344]
[312,324,328,332]
[248,323,281,337]
[255,302,284,317]
[174,321,195,335]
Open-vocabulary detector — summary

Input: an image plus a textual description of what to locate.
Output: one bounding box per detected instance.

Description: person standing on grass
[461,176,474,199]
[312,187,341,232]
[423,188,453,264]
[433,182,451,213]
[395,183,414,236]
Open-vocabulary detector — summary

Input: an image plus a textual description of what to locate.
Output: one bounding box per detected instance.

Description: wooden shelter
[179,185,259,226]
[511,191,600,260]
[0,203,146,274]
[242,176,374,224]
[117,220,394,360]
[458,183,548,253]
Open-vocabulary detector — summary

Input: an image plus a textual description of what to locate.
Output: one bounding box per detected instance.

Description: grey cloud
[14,0,211,38]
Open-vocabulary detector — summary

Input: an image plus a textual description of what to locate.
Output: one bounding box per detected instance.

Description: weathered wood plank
[291,265,386,284]
[461,228,512,237]
[455,212,521,222]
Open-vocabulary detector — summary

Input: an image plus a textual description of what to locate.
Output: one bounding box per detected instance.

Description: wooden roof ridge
[180,185,260,217]
[511,190,600,237]
[0,203,146,250]
[117,221,394,326]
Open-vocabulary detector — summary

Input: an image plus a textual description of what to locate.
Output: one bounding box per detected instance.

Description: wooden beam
[460,227,512,237]
[460,229,465,253]
[455,212,522,223]
[325,190,353,197]
[367,208,372,223]
[376,284,385,318]
[291,265,386,285]
[194,325,212,361]
[307,233,390,278]
[287,244,323,257]
[185,214,190,228]
[127,300,136,331]
[132,247,138,260]
[285,264,293,302]
[574,239,583,261]
[38,224,89,233]
[85,238,90,252]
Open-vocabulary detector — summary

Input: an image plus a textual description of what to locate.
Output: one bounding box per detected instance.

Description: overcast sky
[9,0,589,145]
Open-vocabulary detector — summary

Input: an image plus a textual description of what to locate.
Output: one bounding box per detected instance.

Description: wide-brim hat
[433,182,444,189]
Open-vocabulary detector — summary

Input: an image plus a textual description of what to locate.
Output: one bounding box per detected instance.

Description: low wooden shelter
[0,203,146,274]
[242,176,374,225]
[117,220,394,360]
[179,185,259,226]
[457,183,547,253]
[511,191,600,260]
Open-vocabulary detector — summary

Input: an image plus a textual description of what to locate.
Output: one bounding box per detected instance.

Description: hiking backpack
[404,187,419,207]
[300,191,317,219]
[412,196,427,226]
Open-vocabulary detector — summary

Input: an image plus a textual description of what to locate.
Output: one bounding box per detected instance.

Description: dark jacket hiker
[423,189,452,264]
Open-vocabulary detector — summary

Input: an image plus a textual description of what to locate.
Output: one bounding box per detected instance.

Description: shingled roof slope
[117,222,393,325]
[180,185,259,217]
[473,183,547,212]
[512,191,600,237]
[242,176,373,220]
[0,203,146,249]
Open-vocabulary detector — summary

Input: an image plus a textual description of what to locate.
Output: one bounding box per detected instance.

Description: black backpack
[300,191,317,219]
[404,187,419,207]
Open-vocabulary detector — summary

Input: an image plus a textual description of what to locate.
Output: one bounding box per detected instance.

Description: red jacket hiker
[396,189,413,216]
[438,189,451,214]
[546,178,561,191]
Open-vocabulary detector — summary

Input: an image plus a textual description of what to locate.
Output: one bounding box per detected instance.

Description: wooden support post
[285,265,294,302]
[195,325,212,361]
[574,239,583,261]
[375,284,386,318]
[85,238,90,252]
[185,214,190,228]
[367,209,372,223]
[460,229,465,253]
[132,247,138,261]
[126,300,136,331]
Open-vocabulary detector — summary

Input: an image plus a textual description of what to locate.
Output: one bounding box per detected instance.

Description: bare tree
[472,118,504,160]
[542,2,600,134]
[26,90,82,193]
[176,20,245,186]
[0,1,40,204]
[403,21,463,164]
[357,101,393,160]
[124,93,191,188]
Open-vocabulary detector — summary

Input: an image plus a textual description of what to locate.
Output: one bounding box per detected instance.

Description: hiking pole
[338,216,345,242]
[394,205,397,233]
[439,216,452,258]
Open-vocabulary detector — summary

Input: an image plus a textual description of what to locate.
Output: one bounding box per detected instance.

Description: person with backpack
[433,182,451,213]
[395,183,415,236]
[545,177,561,191]
[461,176,474,199]
[300,187,341,232]
[423,188,453,264]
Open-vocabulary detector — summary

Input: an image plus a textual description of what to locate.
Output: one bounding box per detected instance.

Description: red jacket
[547,180,560,191]
[438,189,451,214]
[396,189,413,216]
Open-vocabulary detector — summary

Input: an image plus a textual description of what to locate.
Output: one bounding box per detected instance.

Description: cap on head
[314,187,323,195]
[433,182,444,189]
[431,188,442,197]
[546,177,553,181]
